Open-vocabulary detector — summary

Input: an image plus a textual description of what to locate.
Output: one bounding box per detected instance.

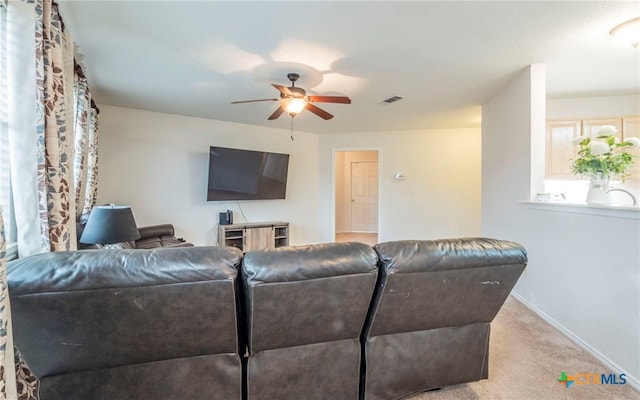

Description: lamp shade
[80,205,141,245]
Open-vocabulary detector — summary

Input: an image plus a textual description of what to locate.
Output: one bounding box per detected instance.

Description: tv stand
[218,221,289,252]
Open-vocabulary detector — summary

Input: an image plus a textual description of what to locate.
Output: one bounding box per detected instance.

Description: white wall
[482,64,546,236]
[98,106,481,247]
[483,66,640,387]
[319,128,481,242]
[97,105,322,246]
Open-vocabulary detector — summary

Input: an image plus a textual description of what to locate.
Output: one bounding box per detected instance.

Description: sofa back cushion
[367,238,527,337]
[8,246,243,378]
[241,242,378,352]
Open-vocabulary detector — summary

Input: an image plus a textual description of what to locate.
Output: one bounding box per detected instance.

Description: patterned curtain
[10,0,97,257]
[0,213,39,399]
[0,212,8,396]
[82,101,99,217]
[33,0,77,252]
[2,0,99,397]
[73,64,99,221]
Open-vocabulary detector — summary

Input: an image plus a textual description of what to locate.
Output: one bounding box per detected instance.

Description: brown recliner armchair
[135,224,193,249]
[362,238,527,400]
[76,223,193,249]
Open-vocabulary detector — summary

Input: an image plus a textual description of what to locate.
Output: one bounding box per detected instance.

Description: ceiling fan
[231,73,351,120]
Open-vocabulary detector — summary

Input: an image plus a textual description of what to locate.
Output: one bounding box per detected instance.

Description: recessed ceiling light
[609,17,640,48]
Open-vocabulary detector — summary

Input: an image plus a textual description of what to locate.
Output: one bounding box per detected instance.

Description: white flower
[598,126,618,136]
[627,137,640,147]
[589,140,610,156]
[572,135,588,145]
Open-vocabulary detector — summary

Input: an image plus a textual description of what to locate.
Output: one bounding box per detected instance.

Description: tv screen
[207,146,290,201]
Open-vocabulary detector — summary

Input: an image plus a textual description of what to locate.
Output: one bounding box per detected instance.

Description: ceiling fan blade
[272,84,292,96]
[305,103,334,120]
[307,95,352,104]
[231,98,278,104]
[268,106,285,120]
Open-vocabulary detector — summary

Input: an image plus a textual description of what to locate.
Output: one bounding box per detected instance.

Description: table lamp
[80,205,141,249]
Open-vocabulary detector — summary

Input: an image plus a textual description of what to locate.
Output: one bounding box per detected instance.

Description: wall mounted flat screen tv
[207,146,290,201]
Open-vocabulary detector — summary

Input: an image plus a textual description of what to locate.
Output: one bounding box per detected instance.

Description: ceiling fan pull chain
[290,117,295,141]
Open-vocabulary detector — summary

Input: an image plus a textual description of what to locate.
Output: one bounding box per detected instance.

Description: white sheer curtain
[8,0,41,258]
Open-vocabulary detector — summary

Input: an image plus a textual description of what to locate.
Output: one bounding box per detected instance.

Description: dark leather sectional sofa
[7,238,527,400]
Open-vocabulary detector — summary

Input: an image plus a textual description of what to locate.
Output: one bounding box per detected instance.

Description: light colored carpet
[335,232,378,246]
[406,296,639,400]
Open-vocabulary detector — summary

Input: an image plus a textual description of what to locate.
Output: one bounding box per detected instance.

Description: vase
[585,175,611,205]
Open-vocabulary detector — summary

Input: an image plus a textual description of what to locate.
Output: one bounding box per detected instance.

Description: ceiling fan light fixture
[609,17,640,47]
[281,98,307,115]
[232,72,349,121]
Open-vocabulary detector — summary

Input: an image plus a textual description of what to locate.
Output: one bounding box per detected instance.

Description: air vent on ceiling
[381,96,403,104]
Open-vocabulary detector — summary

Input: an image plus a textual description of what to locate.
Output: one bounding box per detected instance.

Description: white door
[351,162,378,232]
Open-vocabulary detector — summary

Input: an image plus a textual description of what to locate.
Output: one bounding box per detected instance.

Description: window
[0,0,16,257]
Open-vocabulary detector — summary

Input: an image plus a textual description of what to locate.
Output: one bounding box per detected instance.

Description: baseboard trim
[510,292,639,391]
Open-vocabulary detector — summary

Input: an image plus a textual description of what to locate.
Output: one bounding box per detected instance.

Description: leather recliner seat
[8,246,243,400]
[362,238,527,400]
[241,242,379,400]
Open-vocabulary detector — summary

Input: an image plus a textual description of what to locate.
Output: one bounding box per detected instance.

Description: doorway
[334,150,379,246]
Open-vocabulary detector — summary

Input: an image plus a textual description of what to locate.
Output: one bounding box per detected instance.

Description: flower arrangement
[571,126,640,181]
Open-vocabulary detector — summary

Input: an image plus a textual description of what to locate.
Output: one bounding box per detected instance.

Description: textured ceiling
[58,1,640,134]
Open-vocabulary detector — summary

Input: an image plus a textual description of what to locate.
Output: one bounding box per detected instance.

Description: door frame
[332,148,381,241]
